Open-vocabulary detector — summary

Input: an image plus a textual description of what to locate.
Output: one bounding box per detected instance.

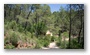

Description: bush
[62,32,69,37]
[4,28,8,36]
[18,24,24,32]
[9,21,17,31]
[34,38,42,49]
[5,44,15,49]
[34,36,50,48]
[34,22,47,36]
[70,39,82,49]
[38,39,49,47]
[51,36,55,42]
[4,23,9,30]
[4,36,10,45]
[43,40,49,47]
[35,44,41,49]
[10,32,18,47]
[42,36,50,47]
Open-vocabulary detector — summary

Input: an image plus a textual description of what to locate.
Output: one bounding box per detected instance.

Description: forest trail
[48,42,59,48]
[42,42,59,49]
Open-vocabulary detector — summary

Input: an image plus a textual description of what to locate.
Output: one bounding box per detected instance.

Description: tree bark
[26,11,31,19]
[78,5,83,43]
[69,4,71,48]
[82,22,84,48]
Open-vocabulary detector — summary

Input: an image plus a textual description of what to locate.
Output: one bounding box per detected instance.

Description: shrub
[9,21,17,31]
[37,39,49,48]
[4,36,10,45]
[34,22,47,36]
[62,32,69,38]
[45,36,51,42]
[10,32,18,47]
[34,38,42,49]
[18,24,24,32]
[51,36,55,42]
[35,44,41,49]
[4,28,7,36]
[4,23,9,30]
[70,39,82,49]
[5,44,15,49]
[34,36,50,48]
[43,36,50,47]
[43,40,49,47]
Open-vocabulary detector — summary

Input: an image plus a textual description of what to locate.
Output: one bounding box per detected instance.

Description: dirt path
[42,42,59,49]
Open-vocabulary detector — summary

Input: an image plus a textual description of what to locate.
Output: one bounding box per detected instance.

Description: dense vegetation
[4,4,84,49]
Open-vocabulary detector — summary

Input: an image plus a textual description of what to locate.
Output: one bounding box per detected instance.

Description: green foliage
[56,36,61,47]
[5,44,15,49]
[62,32,69,37]
[34,22,47,36]
[4,22,9,30]
[10,32,18,47]
[35,36,50,48]
[9,21,17,31]
[4,4,84,49]
[43,40,49,47]
[18,24,24,32]
[60,41,69,49]
[70,38,82,49]
[51,36,56,42]
[4,36,10,45]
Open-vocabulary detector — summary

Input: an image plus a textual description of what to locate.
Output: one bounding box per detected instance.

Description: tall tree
[69,4,72,48]
[77,4,84,43]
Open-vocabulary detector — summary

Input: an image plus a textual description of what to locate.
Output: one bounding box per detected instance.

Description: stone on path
[48,42,59,49]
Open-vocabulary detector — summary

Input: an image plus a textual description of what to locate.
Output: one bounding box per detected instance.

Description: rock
[48,42,59,48]
[42,47,50,49]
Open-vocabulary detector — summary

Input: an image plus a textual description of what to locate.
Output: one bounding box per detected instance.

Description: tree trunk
[25,10,32,30]
[69,4,71,48]
[82,22,84,48]
[26,11,31,19]
[78,5,83,43]
[4,10,6,18]
[78,26,82,43]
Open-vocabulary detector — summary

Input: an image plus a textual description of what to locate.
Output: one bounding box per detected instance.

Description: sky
[48,4,67,13]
